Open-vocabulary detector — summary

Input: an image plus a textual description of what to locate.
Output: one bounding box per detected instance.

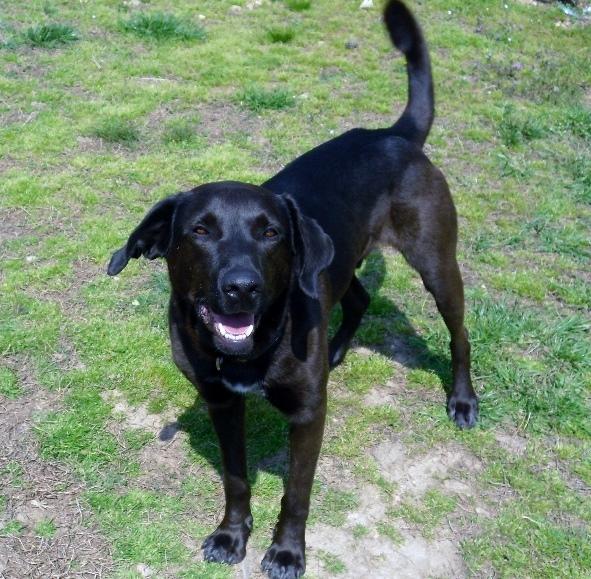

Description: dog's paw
[261,544,305,579]
[202,519,251,565]
[448,393,479,429]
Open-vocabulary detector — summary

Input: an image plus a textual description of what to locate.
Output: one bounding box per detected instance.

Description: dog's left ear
[283,195,334,299]
[107,194,180,276]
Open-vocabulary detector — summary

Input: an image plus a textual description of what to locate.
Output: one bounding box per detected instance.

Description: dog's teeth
[214,323,254,341]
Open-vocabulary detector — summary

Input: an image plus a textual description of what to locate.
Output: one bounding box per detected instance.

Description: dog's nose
[221,269,262,300]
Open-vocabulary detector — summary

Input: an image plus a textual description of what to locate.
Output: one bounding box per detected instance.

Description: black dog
[108,2,478,577]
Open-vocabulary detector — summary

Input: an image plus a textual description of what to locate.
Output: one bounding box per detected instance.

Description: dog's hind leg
[328,275,370,368]
[391,173,478,428]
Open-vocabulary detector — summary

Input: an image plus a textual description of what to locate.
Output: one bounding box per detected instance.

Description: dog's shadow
[163,250,451,483]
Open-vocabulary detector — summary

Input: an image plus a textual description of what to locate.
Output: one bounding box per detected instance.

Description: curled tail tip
[383,0,423,55]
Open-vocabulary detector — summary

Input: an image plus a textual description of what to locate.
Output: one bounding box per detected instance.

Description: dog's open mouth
[199,305,255,342]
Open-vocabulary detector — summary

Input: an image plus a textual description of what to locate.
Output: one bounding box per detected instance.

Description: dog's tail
[384,0,434,147]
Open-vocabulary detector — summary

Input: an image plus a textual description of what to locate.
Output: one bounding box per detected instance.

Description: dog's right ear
[107,194,180,276]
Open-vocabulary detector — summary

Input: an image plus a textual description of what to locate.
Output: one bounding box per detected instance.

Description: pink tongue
[212,312,254,335]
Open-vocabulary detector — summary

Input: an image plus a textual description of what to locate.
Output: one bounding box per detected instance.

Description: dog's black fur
[108,2,478,577]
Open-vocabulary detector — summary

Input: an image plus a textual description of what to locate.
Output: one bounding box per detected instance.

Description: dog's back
[264,0,436,300]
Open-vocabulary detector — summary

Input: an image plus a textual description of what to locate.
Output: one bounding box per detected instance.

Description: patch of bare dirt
[308,525,466,579]
[0,356,113,578]
[0,208,33,248]
[234,431,489,578]
[101,389,173,433]
[494,429,528,457]
[372,439,482,498]
[195,102,277,171]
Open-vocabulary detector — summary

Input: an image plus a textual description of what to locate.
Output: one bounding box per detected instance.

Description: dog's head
[108,181,333,357]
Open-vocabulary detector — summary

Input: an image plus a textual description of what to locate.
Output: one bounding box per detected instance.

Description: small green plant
[1,520,24,536]
[121,12,206,41]
[91,117,140,144]
[25,23,78,47]
[351,524,368,539]
[239,87,294,112]
[35,519,57,538]
[0,367,22,399]
[286,0,311,11]
[162,119,197,144]
[267,26,295,43]
[499,105,544,147]
[391,489,456,538]
[570,155,591,204]
[562,107,591,140]
[377,521,403,544]
[318,550,346,574]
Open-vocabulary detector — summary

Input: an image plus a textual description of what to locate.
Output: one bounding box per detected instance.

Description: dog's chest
[217,357,266,396]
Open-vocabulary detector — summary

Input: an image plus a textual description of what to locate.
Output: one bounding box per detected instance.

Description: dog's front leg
[261,394,327,579]
[202,395,252,565]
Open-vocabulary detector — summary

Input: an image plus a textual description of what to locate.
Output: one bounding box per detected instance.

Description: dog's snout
[221,269,262,300]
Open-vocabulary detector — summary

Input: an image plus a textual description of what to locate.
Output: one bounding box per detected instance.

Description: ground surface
[1,0,590,577]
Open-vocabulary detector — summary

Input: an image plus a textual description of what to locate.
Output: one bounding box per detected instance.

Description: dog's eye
[264,228,279,239]
[194,225,209,236]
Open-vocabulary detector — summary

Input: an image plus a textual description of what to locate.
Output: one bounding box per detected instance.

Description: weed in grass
[499,104,545,147]
[121,12,206,42]
[496,152,532,179]
[35,388,119,471]
[326,404,399,459]
[0,520,24,536]
[91,117,140,145]
[376,521,403,544]
[0,461,24,488]
[569,155,591,204]
[312,488,358,527]
[267,26,295,43]
[352,524,369,539]
[238,86,294,112]
[0,366,22,398]
[162,119,198,145]
[318,550,346,574]
[562,107,591,140]
[390,489,456,538]
[25,23,78,47]
[406,368,441,390]
[34,519,57,538]
[332,351,393,395]
[465,455,591,577]
[42,3,57,17]
[286,0,311,11]
[123,429,154,451]
[522,217,589,260]
[87,490,189,566]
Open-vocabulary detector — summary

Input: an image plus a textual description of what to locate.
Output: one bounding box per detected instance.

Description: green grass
[90,117,140,145]
[25,23,78,47]
[34,519,57,538]
[0,520,24,536]
[267,26,296,44]
[162,118,199,145]
[390,489,457,539]
[0,367,22,398]
[238,87,295,112]
[121,12,206,42]
[1,0,590,576]
[317,550,346,574]
[286,0,311,12]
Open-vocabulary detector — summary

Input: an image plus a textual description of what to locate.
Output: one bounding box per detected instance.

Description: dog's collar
[215,355,248,370]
